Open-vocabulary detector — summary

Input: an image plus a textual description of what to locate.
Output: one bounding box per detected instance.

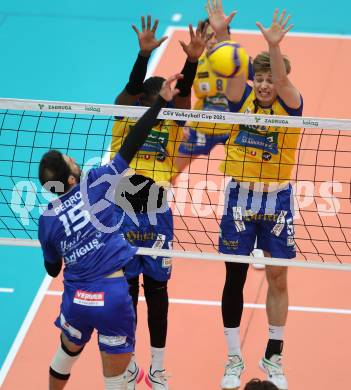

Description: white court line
[0,275,52,387]
[45,290,351,316]
[0,288,14,293]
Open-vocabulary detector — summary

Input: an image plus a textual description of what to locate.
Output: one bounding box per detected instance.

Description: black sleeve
[45,259,62,278]
[175,59,198,97]
[119,96,167,165]
[125,53,150,96]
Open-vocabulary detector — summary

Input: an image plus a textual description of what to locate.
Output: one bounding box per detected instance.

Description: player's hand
[179,21,208,62]
[132,15,168,56]
[205,0,236,38]
[256,9,293,47]
[159,74,183,101]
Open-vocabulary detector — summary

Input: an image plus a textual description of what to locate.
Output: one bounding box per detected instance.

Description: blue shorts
[55,277,135,354]
[178,128,229,156]
[116,207,173,282]
[219,182,296,259]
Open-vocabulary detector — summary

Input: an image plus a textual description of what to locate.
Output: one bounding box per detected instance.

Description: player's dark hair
[143,76,165,98]
[253,51,291,75]
[39,150,71,195]
[201,18,231,34]
[244,379,279,390]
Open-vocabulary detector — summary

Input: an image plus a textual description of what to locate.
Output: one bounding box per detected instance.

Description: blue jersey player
[38,74,182,390]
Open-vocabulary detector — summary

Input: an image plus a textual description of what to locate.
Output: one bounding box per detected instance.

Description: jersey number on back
[58,201,90,237]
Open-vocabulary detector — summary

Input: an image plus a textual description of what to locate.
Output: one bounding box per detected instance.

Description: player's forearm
[268,44,289,86]
[119,96,167,165]
[125,52,150,95]
[175,59,198,97]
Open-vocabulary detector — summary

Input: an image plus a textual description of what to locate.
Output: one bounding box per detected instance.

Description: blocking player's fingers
[284,23,294,34]
[172,88,180,98]
[166,73,183,86]
[226,10,237,25]
[179,40,187,51]
[146,15,151,30]
[205,32,214,43]
[272,8,279,23]
[151,19,159,33]
[195,20,202,36]
[201,21,209,37]
[278,9,286,25]
[141,15,146,31]
[282,14,292,29]
[131,25,140,35]
[256,21,265,34]
[205,4,211,17]
[206,0,213,13]
[188,24,195,39]
[157,36,168,47]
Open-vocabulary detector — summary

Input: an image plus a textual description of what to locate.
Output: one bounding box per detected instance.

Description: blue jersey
[38,153,137,284]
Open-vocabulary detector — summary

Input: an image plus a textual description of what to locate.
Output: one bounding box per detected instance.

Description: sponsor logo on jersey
[73,290,105,306]
[60,313,82,339]
[235,127,279,155]
[197,71,210,79]
[99,335,127,347]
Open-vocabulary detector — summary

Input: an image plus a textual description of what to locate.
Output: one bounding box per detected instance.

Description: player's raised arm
[256,9,301,109]
[115,15,168,106]
[118,73,182,165]
[205,0,247,103]
[173,22,207,109]
[206,0,236,42]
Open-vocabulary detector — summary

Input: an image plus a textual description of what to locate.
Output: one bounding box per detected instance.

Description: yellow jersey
[220,85,303,185]
[110,117,183,186]
[189,52,232,136]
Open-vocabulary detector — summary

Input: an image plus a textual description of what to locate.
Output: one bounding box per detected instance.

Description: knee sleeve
[49,338,84,380]
[143,275,168,348]
[222,262,249,328]
[104,372,128,389]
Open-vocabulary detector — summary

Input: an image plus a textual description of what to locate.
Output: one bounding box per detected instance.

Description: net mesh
[1,98,351,268]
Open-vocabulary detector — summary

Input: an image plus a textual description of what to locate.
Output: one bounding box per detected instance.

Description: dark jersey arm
[115,53,150,106]
[118,95,166,165]
[44,259,63,278]
[173,59,198,109]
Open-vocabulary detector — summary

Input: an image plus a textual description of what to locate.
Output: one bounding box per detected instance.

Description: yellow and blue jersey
[189,52,232,136]
[110,116,183,186]
[220,84,303,184]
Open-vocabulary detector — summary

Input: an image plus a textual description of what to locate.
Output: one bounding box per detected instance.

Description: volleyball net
[0,98,351,271]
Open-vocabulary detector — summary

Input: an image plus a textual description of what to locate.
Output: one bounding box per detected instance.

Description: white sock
[104,372,128,389]
[269,325,285,340]
[224,327,241,357]
[127,353,136,371]
[151,347,165,373]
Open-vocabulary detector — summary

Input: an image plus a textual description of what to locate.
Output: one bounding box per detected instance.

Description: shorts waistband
[105,269,124,279]
[232,179,289,193]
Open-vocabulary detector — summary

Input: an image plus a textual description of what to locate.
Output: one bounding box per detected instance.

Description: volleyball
[207,40,249,78]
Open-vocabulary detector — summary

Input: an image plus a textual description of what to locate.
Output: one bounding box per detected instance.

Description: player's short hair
[143,76,166,98]
[253,51,291,75]
[200,18,231,34]
[244,378,279,390]
[39,150,71,195]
